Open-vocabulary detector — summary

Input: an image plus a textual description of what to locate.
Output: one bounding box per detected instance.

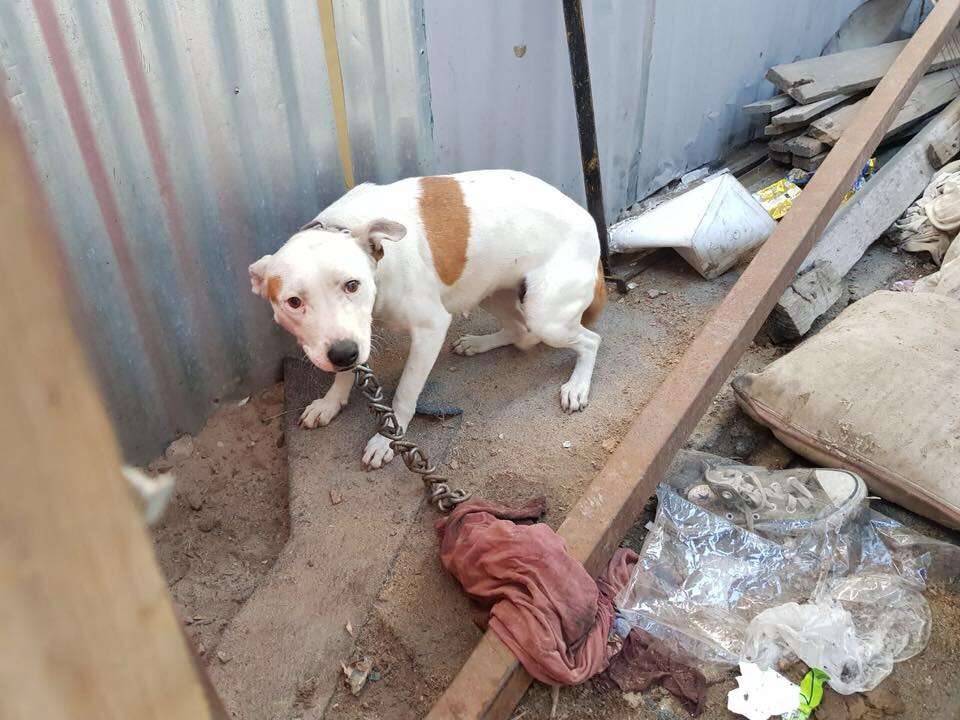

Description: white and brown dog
[249,170,605,468]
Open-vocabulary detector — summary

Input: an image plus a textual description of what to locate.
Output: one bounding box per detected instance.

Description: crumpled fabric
[913,233,960,300]
[890,159,960,264]
[595,628,708,715]
[436,497,637,686]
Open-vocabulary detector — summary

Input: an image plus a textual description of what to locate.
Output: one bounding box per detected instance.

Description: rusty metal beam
[427,3,960,718]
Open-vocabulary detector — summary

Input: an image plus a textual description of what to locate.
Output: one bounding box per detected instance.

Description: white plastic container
[608,172,776,279]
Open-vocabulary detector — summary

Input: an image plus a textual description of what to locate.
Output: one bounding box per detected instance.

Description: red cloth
[436,497,637,686]
[596,629,708,715]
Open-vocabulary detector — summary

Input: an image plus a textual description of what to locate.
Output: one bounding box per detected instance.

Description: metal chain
[354,364,471,512]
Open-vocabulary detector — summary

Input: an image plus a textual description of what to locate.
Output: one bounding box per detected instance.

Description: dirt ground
[150,385,289,661]
[149,245,959,720]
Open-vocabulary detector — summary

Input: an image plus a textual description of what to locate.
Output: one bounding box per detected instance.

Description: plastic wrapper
[615,451,956,688]
[742,574,930,693]
[752,179,801,220]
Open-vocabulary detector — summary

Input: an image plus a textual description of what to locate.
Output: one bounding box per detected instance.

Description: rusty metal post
[563,0,611,275]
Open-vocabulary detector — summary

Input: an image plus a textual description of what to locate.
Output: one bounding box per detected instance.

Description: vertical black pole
[562,0,610,274]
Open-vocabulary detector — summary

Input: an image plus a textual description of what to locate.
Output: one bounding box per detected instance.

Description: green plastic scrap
[783,668,829,720]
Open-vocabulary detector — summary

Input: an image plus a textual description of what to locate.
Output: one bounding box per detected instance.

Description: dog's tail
[581,261,607,327]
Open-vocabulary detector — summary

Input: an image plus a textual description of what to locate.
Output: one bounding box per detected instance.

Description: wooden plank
[0,88,219,718]
[744,93,794,114]
[771,95,960,338]
[769,149,793,165]
[427,2,960,718]
[772,92,859,125]
[768,38,960,103]
[765,121,807,136]
[719,140,770,177]
[784,135,827,158]
[928,128,960,167]
[809,67,960,145]
[317,0,355,189]
[770,131,814,154]
[793,151,829,171]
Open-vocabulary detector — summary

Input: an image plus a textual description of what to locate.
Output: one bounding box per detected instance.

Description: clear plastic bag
[615,451,956,688]
[742,574,931,693]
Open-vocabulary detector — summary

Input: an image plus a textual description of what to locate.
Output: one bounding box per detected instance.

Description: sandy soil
[149,385,288,662]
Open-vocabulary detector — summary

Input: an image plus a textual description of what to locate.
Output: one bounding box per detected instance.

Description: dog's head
[249,218,406,372]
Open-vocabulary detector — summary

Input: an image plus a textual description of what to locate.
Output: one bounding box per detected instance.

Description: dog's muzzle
[327,339,360,370]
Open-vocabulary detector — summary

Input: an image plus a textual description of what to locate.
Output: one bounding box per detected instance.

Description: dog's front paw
[560,379,591,413]
[362,433,395,469]
[300,397,345,428]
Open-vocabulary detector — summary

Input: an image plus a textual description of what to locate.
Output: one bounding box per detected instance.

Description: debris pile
[744,39,960,175]
[616,451,958,716]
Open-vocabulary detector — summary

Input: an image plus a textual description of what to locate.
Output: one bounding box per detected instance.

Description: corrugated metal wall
[425,0,863,220]
[1,0,864,461]
[2,0,347,459]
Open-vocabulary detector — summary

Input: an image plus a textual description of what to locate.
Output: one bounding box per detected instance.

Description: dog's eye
[286,296,302,309]
[344,279,360,294]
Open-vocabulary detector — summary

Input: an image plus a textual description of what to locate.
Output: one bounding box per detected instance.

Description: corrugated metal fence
[1,0,862,461]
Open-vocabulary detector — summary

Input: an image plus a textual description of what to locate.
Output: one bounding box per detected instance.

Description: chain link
[354,364,471,512]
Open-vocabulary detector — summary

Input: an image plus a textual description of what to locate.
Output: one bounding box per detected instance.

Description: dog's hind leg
[521,262,601,413]
[452,289,538,356]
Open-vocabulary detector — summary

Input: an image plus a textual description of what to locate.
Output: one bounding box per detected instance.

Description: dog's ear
[353,218,406,261]
[249,255,274,298]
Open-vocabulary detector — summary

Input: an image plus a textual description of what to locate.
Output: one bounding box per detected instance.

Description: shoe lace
[705,468,816,532]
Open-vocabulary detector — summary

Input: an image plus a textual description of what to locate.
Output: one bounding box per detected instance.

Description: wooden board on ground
[772,92,860,125]
[785,135,827,158]
[793,151,829,171]
[768,38,960,103]
[0,89,218,719]
[810,67,960,145]
[744,93,794,114]
[207,358,430,718]
[719,141,770,177]
[770,133,805,154]
[771,95,960,339]
[765,121,807,136]
[769,150,792,165]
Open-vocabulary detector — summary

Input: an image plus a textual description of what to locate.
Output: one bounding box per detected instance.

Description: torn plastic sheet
[742,573,931,694]
[615,452,958,680]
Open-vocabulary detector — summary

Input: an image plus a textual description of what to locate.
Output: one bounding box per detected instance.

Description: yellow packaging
[753,179,802,220]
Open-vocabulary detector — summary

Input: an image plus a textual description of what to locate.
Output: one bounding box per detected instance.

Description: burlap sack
[733,291,960,529]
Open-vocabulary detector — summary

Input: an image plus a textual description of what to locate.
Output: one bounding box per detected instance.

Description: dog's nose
[327,340,359,369]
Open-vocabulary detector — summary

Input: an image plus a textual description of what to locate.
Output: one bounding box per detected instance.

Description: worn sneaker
[686,466,865,533]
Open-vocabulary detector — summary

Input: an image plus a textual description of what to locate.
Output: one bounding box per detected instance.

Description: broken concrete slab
[770,96,960,339]
[785,135,827,158]
[207,353,429,720]
[793,151,829,172]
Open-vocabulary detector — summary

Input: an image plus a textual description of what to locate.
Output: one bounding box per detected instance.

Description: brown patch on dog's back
[418,176,470,285]
[267,275,282,303]
[581,262,606,327]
